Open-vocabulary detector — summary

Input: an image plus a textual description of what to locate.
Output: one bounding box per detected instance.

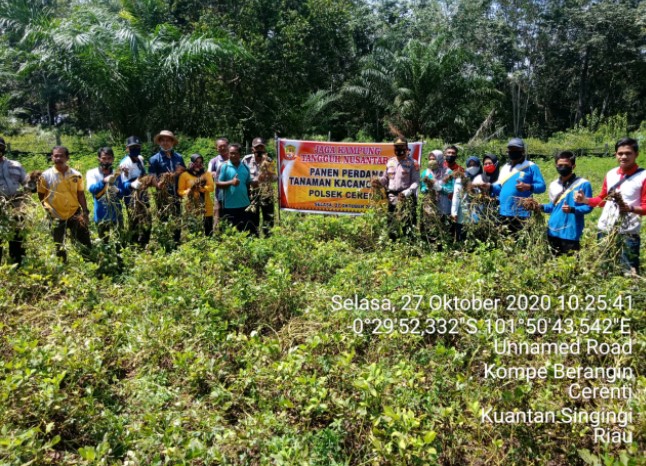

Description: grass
[0,130,644,465]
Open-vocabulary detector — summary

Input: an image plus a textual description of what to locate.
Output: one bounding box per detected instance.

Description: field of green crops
[1,132,644,465]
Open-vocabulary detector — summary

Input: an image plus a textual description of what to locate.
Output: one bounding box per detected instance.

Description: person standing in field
[208,137,229,213]
[119,136,151,248]
[37,146,92,262]
[0,136,29,266]
[243,137,277,237]
[179,154,215,236]
[86,147,124,240]
[444,145,464,174]
[479,138,546,234]
[575,137,646,274]
[451,156,485,241]
[149,130,186,249]
[217,143,255,233]
[537,151,593,255]
[373,137,419,239]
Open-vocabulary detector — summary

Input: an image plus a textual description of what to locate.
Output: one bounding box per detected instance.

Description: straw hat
[154,130,178,146]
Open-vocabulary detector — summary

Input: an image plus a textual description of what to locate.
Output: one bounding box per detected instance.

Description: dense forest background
[0,0,644,144]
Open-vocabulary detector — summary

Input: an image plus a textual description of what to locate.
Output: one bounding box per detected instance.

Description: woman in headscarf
[481,154,500,183]
[452,156,485,240]
[178,153,215,236]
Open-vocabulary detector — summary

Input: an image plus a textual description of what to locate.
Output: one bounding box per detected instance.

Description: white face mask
[466,166,480,177]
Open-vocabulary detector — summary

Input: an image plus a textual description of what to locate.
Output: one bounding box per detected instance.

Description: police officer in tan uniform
[373,137,420,238]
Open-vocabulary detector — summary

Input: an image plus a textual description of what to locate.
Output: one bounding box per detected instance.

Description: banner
[278,139,423,215]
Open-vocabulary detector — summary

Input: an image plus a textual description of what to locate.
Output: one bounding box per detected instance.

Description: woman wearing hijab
[481,154,500,184]
[179,154,215,236]
[452,156,485,240]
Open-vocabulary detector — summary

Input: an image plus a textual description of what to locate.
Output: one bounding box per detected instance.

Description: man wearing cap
[86,147,124,240]
[373,137,420,239]
[243,137,277,237]
[481,138,546,233]
[208,137,229,213]
[0,136,29,265]
[119,136,151,247]
[37,146,92,262]
[149,130,186,248]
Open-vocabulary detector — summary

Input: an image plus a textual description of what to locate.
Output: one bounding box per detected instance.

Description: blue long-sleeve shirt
[491,160,546,218]
[86,167,124,224]
[542,176,593,241]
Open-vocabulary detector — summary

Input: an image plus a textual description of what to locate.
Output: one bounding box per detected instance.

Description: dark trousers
[388,196,417,240]
[499,216,527,235]
[126,197,151,248]
[547,235,580,256]
[598,231,641,274]
[204,216,214,237]
[221,207,253,233]
[0,226,26,266]
[249,202,275,237]
[51,211,92,262]
[156,195,182,248]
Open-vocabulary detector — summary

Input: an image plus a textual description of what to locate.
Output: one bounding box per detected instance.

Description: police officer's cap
[252,137,267,148]
[393,137,408,146]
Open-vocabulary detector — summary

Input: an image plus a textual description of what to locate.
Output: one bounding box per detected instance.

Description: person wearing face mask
[86,147,124,240]
[481,154,500,184]
[534,151,592,256]
[443,145,464,174]
[150,130,186,249]
[372,137,420,239]
[119,136,151,247]
[0,136,29,266]
[482,138,546,234]
[243,137,277,237]
[179,154,215,236]
[451,156,484,241]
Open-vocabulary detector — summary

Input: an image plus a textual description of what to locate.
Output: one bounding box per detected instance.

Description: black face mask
[254,151,265,157]
[556,166,573,177]
[100,162,113,170]
[129,147,141,158]
[395,149,406,157]
[508,151,523,161]
[446,156,457,164]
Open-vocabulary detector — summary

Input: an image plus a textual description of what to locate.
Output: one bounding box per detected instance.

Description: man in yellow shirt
[37,146,92,262]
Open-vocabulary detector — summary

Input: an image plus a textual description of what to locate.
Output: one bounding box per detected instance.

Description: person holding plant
[87,147,124,240]
[37,146,92,262]
[451,156,485,241]
[0,136,29,266]
[479,138,546,234]
[575,137,646,273]
[119,136,151,248]
[372,137,419,239]
[243,137,277,237]
[538,151,592,256]
[217,143,255,233]
[150,130,186,249]
[179,154,215,236]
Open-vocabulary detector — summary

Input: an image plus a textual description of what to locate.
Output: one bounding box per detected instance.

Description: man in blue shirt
[482,138,546,234]
[86,147,124,240]
[217,143,256,232]
[539,151,593,255]
[149,130,185,248]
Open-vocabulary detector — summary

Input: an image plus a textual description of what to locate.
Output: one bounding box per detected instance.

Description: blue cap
[507,138,525,150]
